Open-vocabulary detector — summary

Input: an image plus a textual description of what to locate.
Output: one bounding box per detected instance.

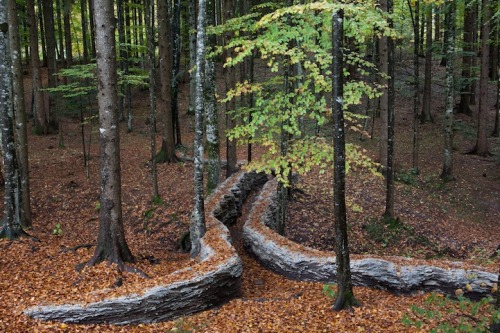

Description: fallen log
[243,178,497,300]
[25,171,267,325]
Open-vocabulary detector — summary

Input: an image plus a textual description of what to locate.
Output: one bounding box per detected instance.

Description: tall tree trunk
[84,0,134,267]
[378,0,389,169]
[38,0,47,66]
[489,0,498,81]
[408,0,420,172]
[458,1,474,115]
[205,0,220,194]
[421,3,433,122]
[8,0,32,227]
[145,0,158,198]
[42,0,58,130]
[0,0,26,239]
[441,0,456,181]
[470,2,479,105]
[474,0,491,156]
[63,0,72,67]
[26,0,47,133]
[88,0,96,58]
[80,0,89,62]
[190,0,207,258]
[117,0,126,122]
[187,0,196,115]
[157,0,177,163]
[224,0,237,177]
[332,10,358,311]
[385,0,395,220]
[172,0,182,146]
[55,0,64,62]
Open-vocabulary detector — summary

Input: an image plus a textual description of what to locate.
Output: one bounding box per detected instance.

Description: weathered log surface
[243,178,497,299]
[25,171,267,325]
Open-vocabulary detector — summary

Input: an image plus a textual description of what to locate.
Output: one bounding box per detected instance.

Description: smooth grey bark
[441,0,456,182]
[458,0,474,116]
[421,3,433,123]
[188,0,196,115]
[80,0,89,62]
[83,0,134,267]
[190,0,207,258]
[0,2,26,239]
[27,0,47,134]
[63,0,72,66]
[332,10,358,311]
[474,0,491,156]
[385,0,395,220]
[145,0,158,198]
[206,0,221,195]
[42,0,58,129]
[157,0,177,163]
[172,0,182,146]
[8,0,32,227]
[408,0,420,172]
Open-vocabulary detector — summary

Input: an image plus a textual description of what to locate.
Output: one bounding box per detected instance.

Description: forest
[0,0,499,331]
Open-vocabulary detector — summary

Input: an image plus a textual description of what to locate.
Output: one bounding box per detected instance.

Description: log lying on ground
[243,178,497,299]
[25,171,268,325]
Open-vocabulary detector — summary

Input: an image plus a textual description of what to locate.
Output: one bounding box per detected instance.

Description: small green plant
[52,223,63,236]
[395,168,419,187]
[152,196,164,205]
[402,293,500,332]
[94,201,100,211]
[322,283,337,299]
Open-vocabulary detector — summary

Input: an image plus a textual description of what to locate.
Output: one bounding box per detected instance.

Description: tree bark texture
[63,0,72,67]
[421,3,433,123]
[0,3,25,239]
[42,0,58,128]
[441,0,456,181]
[378,0,389,168]
[89,0,134,265]
[385,0,395,220]
[190,0,207,257]
[458,1,474,115]
[332,10,358,311]
[188,0,196,115]
[475,0,491,156]
[8,0,32,227]
[157,0,177,163]
[243,179,498,300]
[145,0,158,198]
[205,0,221,195]
[26,172,267,324]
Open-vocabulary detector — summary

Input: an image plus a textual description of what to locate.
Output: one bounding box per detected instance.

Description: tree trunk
[145,0,158,198]
[80,0,89,62]
[38,0,47,66]
[441,0,456,182]
[42,0,58,130]
[63,0,72,67]
[187,0,196,115]
[85,0,134,266]
[489,0,498,81]
[117,0,126,121]
[421,3,433,123]
[8,0,32,227]
[410,0,420,172]
[385,0,395,220]
[190,0,208,257]
[55,0,64,62]
[0,0,26,239]
[378,0,389,169]
[172,0,182,146]
[470,2,478,105]
[332,10,358,311]
[27,0,47,133]
[205,0,221,194]
[458,1,474,115]
[157,0,177,163]
[474,0,491,156]
[224,0,237,178]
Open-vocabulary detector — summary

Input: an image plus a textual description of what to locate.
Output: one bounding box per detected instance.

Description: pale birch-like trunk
[190,0,207,258]
[441,0,456,181]
[188,0,196,115]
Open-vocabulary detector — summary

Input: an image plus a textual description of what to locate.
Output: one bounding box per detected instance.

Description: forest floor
[0,55,499,332]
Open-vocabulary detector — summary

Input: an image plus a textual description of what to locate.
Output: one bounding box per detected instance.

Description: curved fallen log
[25,171,268,325]
[243,178,497,300]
